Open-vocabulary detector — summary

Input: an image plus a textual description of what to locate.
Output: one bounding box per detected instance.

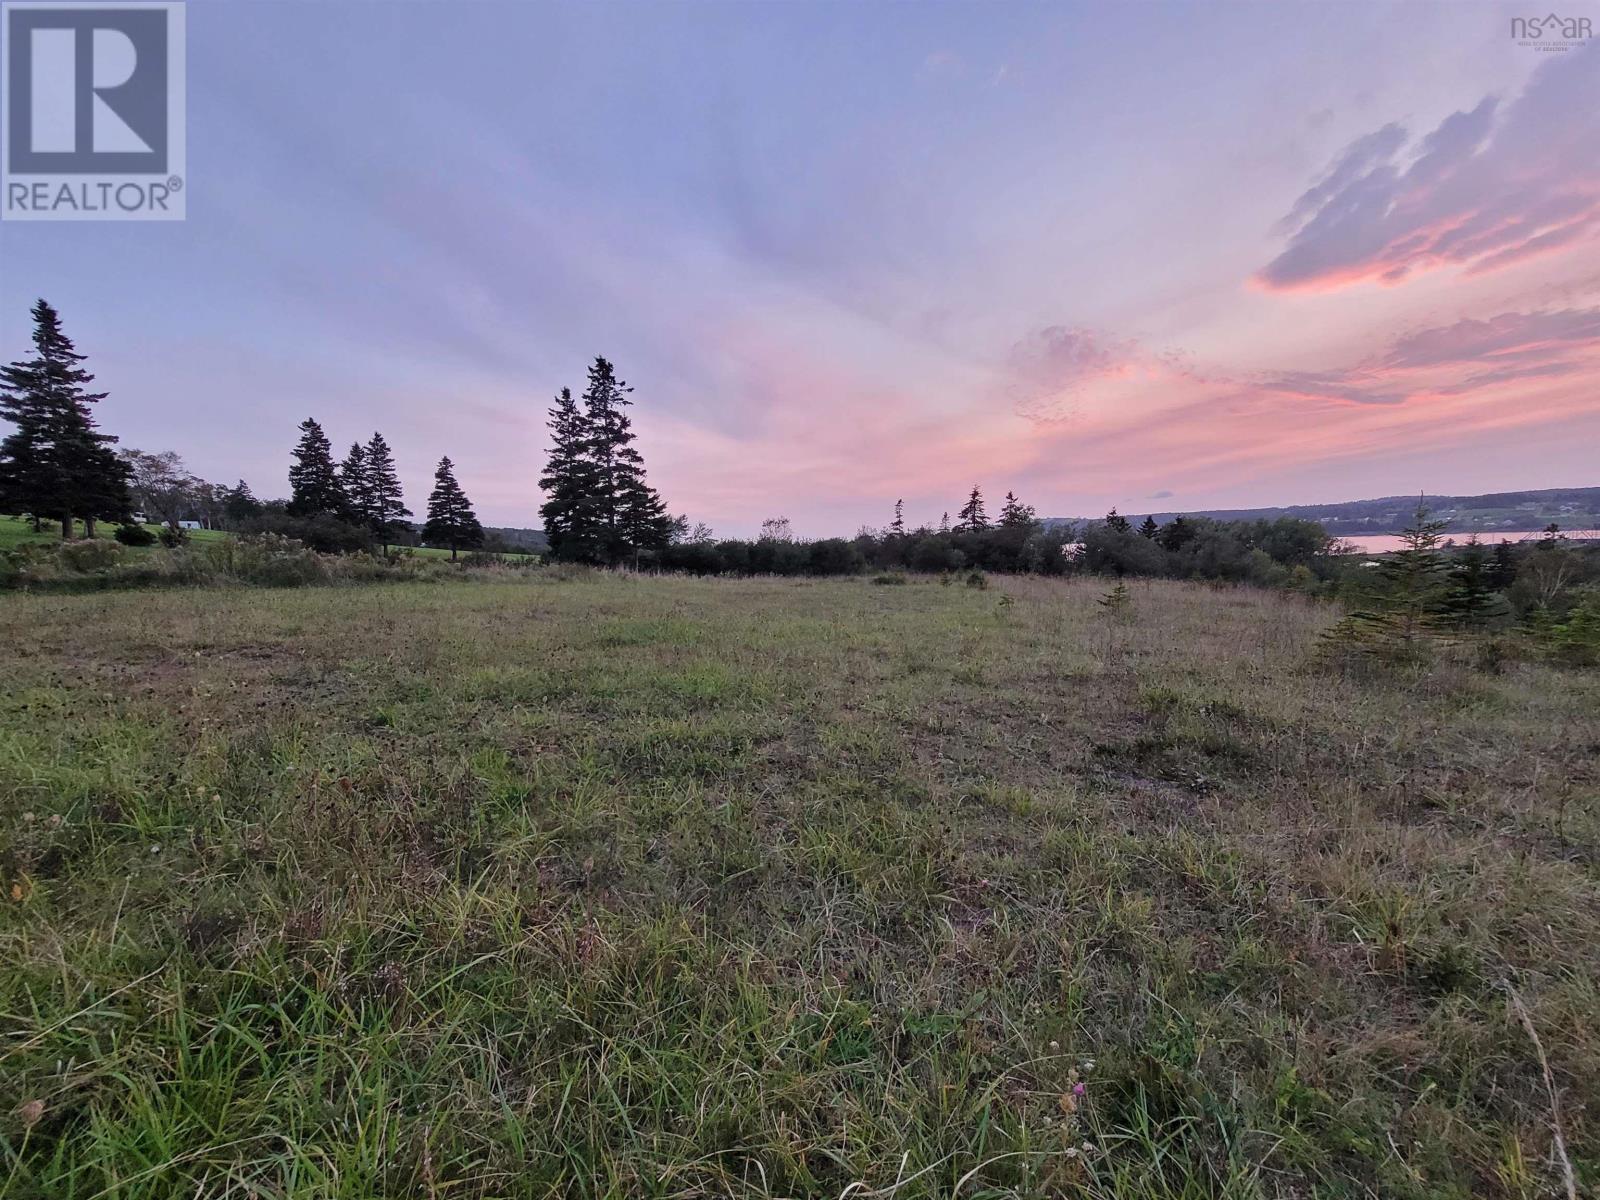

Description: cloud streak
[1257,41,1600,292]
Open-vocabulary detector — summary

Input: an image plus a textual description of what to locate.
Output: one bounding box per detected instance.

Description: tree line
[0,300,490,558]
[4,296,1596,643]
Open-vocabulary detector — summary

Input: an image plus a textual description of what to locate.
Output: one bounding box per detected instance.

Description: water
[1338,531,1552,554]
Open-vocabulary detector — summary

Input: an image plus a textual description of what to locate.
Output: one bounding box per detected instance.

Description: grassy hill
[2,573,1594,1197]
[1048,485,1600,536]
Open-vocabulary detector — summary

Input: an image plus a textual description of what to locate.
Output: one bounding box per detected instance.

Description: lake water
[1338,531,1552,554]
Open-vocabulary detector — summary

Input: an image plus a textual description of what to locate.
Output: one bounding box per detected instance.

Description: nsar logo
[1510,12,1593,51]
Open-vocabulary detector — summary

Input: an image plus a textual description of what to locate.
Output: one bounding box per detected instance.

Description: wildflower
[1073,1081,1086,1096]
[1049,1040,1060,1051]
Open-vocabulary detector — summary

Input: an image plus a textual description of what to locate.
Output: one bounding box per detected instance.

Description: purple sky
[1,2,1596,534]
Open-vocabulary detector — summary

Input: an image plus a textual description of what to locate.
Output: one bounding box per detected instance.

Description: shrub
[113,524,157,546]
[158,526,189,548]
[57,539,125,573]
[871,572,908,586]
[910,538,964,573]
[201,533,327,587]
[807,538,865,576]
[1099,581,1132,619]
[239,512,370,554]
[965,570,988,590]
[1543,593,1600,666]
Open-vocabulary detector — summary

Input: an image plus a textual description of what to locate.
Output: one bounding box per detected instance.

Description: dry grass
[1,572,1596,1198]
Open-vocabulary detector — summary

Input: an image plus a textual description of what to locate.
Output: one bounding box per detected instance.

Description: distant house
[178,520,203,530]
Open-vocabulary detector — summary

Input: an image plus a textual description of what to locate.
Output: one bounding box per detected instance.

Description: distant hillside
[1045,486,1600,536]
[484,525,548,553]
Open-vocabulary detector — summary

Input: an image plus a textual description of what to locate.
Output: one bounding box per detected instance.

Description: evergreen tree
[939,511,950,533]
[1157,515,1195,551]
[222,480,261,527]
[1487,540,1518,589]
[420,455,483,559]
[578,356,670,564]
[616,471,673,563]
[287,418,344,517]
[363,432,411,550]
[1139,514,1159,540]
[71,438,134,540]
[957,485,988,532]
[1104,508,1131,534]
[339,441,372,527]
[0,299,131,537]
[1328,505,1454,659]
[1445,539,1509,629]
[890,498,905,537]
[538,387,595,560]
[999,491,1037,530]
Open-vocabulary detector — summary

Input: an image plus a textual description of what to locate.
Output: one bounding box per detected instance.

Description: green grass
[0,516,531,562]
[0,516,228,556]
[1,574,1596,1198]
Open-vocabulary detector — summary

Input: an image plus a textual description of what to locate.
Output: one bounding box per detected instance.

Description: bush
[239,512,371,554]
[807,538,864,576]
[660,541,726,575]
[57,539,124,573]
[871,572,908,586]
[1543,593,1600,666]
[200,532,327,587]
[461,550,511,568]
[113,524,156,546]
[157,526,189,548]
[910,537,964,573]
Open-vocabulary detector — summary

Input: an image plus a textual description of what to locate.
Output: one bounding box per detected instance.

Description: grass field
[1,574,1596,1198]
[0,516,532,562]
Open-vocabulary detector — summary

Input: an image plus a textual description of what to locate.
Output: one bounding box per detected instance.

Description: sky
[1,1,1597,535]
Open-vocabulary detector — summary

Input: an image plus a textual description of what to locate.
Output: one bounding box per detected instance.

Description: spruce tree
[999,491,1037,530]
[287,418,344,517]
[363,432,411,550]
[579,356,670,564]
[0,299,131,537]
[1104,508,1131,534]
[616,471,673,564]
[1158,515,1195,551]
[538,386,595,560]
[1139,514,1159,540]
[339,441,372,527]
[891,498,905,537]
[957,485,988,532]
[222,480,261,527]
[1487,540,1518,589]
[1445,539,1509,629]
[1327,505,1454,660]
[420,455,483,559]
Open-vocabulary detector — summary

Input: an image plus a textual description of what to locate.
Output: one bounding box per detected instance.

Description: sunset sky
[1,3,1596,534]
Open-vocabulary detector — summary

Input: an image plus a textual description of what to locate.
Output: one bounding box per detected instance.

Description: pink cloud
[1256,41,1600,292]
[1003,326,1200,423]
